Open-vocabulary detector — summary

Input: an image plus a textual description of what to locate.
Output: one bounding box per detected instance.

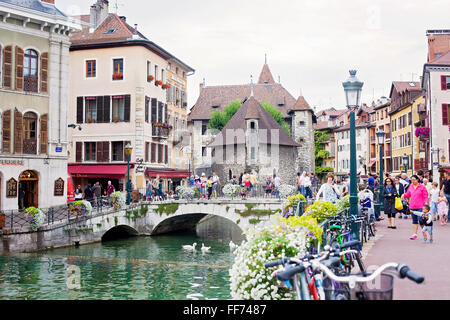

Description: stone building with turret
[188,62,315,182]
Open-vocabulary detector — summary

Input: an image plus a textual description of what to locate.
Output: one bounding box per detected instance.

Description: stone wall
[292,111,315,174]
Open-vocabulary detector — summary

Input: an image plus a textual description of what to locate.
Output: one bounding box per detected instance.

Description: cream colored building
[68,0,193,194]
[0,0,77,210]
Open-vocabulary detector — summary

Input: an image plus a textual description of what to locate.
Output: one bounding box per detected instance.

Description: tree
[208,100,242,131]
[262,103,291,135]
[314,130,333,177]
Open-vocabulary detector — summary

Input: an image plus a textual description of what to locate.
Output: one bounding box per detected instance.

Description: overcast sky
[59,0,449,112]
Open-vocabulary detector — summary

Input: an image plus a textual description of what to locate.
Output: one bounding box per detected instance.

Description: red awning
[68,164,128,179]
[145,169,189,179]
[368,161,376,167]
[445,168,450,173]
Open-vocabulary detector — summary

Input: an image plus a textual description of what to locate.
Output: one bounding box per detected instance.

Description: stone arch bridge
[1,199,283,253]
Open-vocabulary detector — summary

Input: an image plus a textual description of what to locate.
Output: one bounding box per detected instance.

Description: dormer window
[104,29,117,34]
[250,122,255,130]
[212,105,219,109]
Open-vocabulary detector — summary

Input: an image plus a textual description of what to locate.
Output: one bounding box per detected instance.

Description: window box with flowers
[155,80,163,87]
[112,72,123,80]
[415,127,430,140]
[86,118,96,123]
[147,75,154,82]
[112,117,123,123]
[162,83,171,90]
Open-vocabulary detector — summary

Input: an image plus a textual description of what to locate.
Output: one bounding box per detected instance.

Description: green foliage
[235,204,281,218]
[154,203,179,216]
[140,205,148,216]
[249,218,261,224]
[236,219,240,225]
[316,166,334,178]
[64,228,72,233]
[336,195,350,212]
[114,216,118,226]
[305,200,338,223]
[208,100,242,131]
[314,130,332,172]
[96,223,102,228]
[262,103,291,135]
[281,215,323,244]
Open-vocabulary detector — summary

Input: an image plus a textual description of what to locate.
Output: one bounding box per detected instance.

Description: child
[207,176,213,200]
[430,182,440,221]
[437,191,449,225]
[410,204,433,243]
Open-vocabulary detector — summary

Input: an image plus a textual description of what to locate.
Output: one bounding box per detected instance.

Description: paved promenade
[363,215,450,300]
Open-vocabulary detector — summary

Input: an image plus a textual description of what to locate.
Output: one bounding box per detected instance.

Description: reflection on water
[0,232,238,300]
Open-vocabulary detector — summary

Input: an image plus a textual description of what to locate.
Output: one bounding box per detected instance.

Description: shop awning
[68,164,129,179]
[368,161,376,167]
[445,168,450,173]
[145,168,189,179]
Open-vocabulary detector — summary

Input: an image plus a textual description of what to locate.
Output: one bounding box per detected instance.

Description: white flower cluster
[277,184,297,199]
[111,192,126,209]
[229,223,308,300]
[82,200,92,214]
[28,208,45,231]
[175,185,196,199]
[222,184,240,198]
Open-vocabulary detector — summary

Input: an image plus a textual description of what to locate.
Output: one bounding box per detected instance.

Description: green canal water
[0,233,236,300]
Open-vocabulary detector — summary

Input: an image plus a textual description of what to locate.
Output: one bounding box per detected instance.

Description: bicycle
[265,240,364,300]
[265,243,424,300]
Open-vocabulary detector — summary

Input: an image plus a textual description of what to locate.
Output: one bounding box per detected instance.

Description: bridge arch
[102,225,139,242]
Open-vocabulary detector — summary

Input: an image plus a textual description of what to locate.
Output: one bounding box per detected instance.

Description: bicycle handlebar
[264,257,291,268]
[398,264,425,284]
[275,264,306,281]
[337,240,361,250]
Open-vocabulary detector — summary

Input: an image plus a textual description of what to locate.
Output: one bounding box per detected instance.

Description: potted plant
[68,200,92,219]
[24,206,46,231]
[112,72,123,80]
[415,127,430,139]
[155,80,163,86]
[162,83,170,89]
[147,75,154,82]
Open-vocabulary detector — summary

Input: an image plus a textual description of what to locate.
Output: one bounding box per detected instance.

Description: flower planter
[112,73,123,80]
[147,75,154,82]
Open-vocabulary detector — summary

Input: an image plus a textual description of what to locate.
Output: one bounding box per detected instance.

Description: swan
[229,240,238,252]
[201,243,211,254]
[182,242,197,251]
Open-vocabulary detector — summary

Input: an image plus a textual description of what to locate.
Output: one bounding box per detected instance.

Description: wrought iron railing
[23,139,37,154]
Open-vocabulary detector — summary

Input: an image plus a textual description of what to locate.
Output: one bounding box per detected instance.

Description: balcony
[23,139,37,155]
[152,123,170,138]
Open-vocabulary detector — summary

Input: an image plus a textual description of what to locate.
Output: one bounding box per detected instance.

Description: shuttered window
[84,142,96,161]
[3,46,12,89]
[124,94,130,122]
[14,109,23,154]
[151,143,156,163]
[76,141,82,162]
[97,141,109,162]
[15,46,24,91]
[40,52,48,93]
[85,97,97,123]
[96,96,104,123]
[40,114,48,154]
[443,104,449,126]
[23,49,38,92]
[165,145,168,164]
[145,142,149,162]
[2,110,11,153]
[86,60,96,78]
[158,102,163,123]
[158,144,163,163]
[145,96,149,123]
[112,96,125,122]
[103,95,110,123]
[77,97,84,123]
[112,141,124,161]
[151,98,157,123]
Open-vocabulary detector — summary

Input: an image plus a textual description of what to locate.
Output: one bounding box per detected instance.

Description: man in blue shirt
[367,174,375,190]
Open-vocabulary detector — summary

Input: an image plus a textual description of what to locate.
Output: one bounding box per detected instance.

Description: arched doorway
[18,170,38,209]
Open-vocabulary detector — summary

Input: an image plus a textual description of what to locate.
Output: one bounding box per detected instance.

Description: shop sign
[54,178,65,196]
[0,160,24,166]
[6,178,17,198]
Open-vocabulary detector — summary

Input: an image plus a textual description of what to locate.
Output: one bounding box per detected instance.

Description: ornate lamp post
[343,70,364,217]
[402,153,408,174]
[376,128,386,212]
[125,143,133,205]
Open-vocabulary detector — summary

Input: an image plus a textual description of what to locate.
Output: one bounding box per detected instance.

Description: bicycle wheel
[369,216,377,237]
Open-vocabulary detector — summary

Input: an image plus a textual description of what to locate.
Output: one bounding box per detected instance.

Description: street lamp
[376,128,386,213]
[125,143,133,205]
[342,70,364,217]
[402,153,408,174]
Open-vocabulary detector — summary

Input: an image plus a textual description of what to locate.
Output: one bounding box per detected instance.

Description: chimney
[90,0,109,29]
[41,0,55,4]
[199,82,204,93]
[119,16,126,22]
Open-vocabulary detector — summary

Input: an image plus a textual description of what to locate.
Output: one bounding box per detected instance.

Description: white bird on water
[201,243,211,254]
[182,242,197,252]
[229,240,238,252]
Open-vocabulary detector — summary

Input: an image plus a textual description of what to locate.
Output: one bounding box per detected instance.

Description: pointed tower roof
[258,64,276,84]
[289,96,313,113]
[208,96,300,147]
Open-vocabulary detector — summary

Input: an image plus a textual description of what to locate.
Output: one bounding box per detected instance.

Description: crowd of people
[315,170,450,243]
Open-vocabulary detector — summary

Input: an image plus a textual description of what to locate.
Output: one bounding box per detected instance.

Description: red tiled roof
[258,64,275,84]
[314,120,332,130]
[188,83,297,121]
[208,96,300,147]
[391,81,422,95]
[289,96,313,112]
[427,50,450,65]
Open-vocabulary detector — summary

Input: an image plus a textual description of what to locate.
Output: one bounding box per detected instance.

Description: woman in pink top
[402,175,429,240]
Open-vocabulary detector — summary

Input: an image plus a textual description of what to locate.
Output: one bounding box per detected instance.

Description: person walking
[273,174,281,199]
[200,173,207,199]
[145,179,152,201]
[74,185,83,201]
[212,172,220,199]
[93,182,102,208]
[207,176,214,200]
[393,176,406,219]
[430,182,440,221]
[367,173,375,194]
[304,173,313,200]
[84,184,94,206]
[296,172,302,195]
[316,173,341,204]
[437,191,449,225]
[158,178,165,201]
[441,171,450,222]
[265,175,273,198]
[106,181,115,207]
[402,175,429,240]
[250,171,258,198]
[384,178,397,229]
[152,176,160,201]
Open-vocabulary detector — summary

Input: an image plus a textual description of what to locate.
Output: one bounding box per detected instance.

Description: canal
[0,216,243,300]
